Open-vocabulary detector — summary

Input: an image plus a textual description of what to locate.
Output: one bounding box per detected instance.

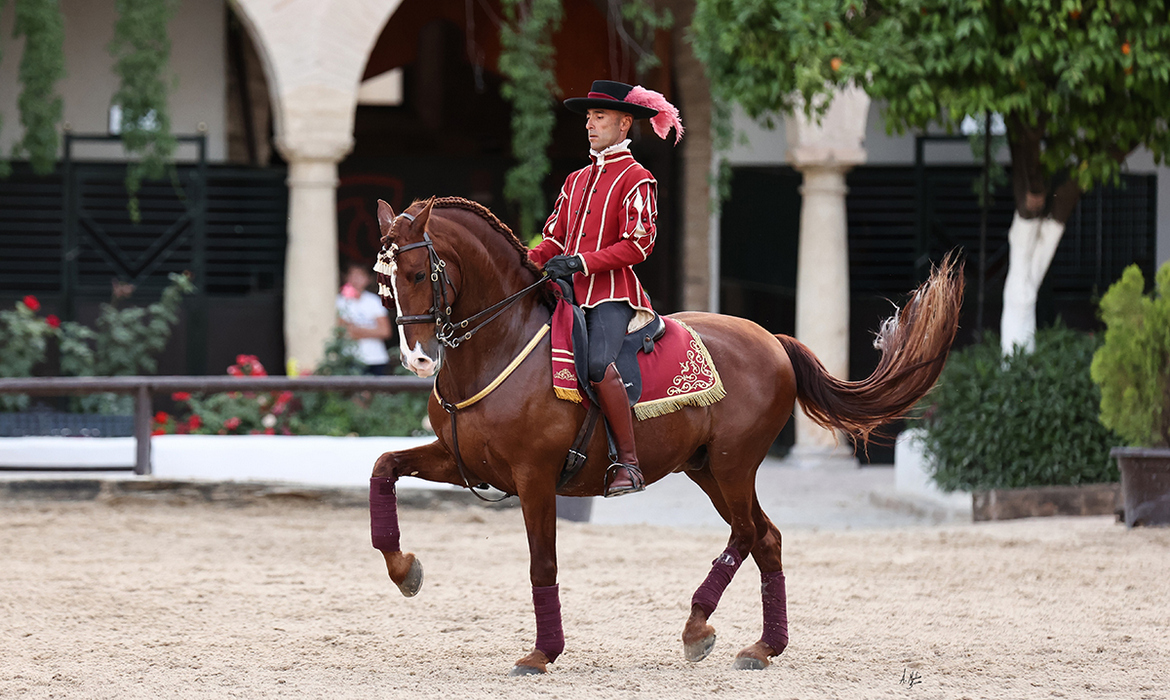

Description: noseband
[391,212,546,349]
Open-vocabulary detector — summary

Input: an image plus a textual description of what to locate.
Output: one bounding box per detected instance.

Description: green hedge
[920,325,1120,491]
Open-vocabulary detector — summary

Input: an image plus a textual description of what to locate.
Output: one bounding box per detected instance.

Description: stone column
[231,0,401,371]
[273,82,357,370]
[785,87,869,468]
[281,152,344,370]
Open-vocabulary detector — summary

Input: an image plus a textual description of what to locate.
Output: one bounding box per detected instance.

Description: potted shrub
[1091,262,1170,527]
[920,324,1121,520]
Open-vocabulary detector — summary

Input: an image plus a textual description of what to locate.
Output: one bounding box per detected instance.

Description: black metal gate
[2,142,290,376]
[61,133,210,372]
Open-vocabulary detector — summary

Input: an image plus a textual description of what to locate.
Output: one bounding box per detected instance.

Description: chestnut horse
[369,197,963,675]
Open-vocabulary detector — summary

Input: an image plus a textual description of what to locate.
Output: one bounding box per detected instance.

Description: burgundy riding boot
[591,362,645,497]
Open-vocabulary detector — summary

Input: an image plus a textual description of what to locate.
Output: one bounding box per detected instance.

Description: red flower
[223,416,241,431]
[263,427,275,435]
[188,414,203,430]
[22,295,40,312]
[227,365,243,377]
[151,428,166,436]
[153,411,169,424]
[45,314,60,328]
[172,391,191,402]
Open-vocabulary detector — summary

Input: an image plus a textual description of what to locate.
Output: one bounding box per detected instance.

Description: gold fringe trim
[554,386,582,403]
[633,382,726,420]
[632,320,725,421]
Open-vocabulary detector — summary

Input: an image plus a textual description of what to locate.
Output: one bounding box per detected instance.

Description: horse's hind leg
[681,467,730,661]
[685,468,788,670]
[731,500,788,670]
[680,464,762,663]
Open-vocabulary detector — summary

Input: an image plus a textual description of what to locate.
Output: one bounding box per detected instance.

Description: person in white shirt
[336,262,392,374]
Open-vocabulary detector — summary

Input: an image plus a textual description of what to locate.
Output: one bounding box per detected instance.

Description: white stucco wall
[0,0,227,163]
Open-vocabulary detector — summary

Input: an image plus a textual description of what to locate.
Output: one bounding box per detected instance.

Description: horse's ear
[377,200,396,243]
[414,196,436,234]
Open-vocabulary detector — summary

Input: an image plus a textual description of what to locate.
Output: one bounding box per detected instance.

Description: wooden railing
[0,376,434,475]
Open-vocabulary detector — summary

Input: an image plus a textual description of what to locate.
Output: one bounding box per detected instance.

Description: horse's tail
[775,253,964,447]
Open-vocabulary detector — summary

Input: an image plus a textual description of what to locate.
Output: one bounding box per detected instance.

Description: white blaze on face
[388,241,440,378]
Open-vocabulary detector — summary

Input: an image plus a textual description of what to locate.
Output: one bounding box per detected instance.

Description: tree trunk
[1000,213,1065,354]
[665,0,715,311]
[1001,117,1081,354]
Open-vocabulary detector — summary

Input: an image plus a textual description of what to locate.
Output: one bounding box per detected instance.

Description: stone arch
[227,0,407,368]
[229,0,405,158]
[222,1,284,147]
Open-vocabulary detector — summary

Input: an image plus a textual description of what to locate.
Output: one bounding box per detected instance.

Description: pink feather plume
[626,86,684,145]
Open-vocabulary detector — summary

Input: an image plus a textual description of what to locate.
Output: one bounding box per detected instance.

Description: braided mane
[423,197,544,278]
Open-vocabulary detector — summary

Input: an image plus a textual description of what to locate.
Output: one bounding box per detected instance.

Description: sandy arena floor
[0,499,1167,699]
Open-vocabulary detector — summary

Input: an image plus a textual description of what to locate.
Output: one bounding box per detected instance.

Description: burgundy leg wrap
[691,546,743,617]
[370,476,401,552]
[532,584,565,663]
[760,570,789,655]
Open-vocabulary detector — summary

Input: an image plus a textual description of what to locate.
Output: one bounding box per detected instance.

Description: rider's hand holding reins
[543,255,583,281]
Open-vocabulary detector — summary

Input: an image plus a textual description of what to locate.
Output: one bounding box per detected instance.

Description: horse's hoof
[509,650,549,675]
[507,664,546,677]
[732,655,769,670]
[683,633,716,662]
[395,557,423,597]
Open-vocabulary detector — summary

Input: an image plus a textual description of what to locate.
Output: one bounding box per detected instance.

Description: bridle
[390,212,546,349]
[388,209,550,504]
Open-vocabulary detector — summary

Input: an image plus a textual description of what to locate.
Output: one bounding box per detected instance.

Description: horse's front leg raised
[508,479,563,676]
[370,441,462,597]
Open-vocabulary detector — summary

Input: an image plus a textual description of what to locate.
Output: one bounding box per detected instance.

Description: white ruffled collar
[590,139,632,165]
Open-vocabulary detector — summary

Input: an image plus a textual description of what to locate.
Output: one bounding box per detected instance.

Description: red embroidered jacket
[528,145,657,311]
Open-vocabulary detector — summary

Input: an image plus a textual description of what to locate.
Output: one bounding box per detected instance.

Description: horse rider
[528,79,684,498]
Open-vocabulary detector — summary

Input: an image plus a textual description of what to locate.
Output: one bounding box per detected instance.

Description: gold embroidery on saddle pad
[633,321,725,421]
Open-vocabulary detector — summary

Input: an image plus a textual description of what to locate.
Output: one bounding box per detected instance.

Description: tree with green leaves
[692,0,1170,353]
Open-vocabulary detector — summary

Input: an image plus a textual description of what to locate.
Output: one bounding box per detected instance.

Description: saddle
[554,279,665,492]
[557,280,667,406]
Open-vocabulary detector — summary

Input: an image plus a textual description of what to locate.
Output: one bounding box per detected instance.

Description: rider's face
[586,109,631,152]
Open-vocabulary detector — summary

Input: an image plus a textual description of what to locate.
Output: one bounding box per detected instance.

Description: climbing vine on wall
[0,0,66,178]
[109,0,178,222]
[12,0,65,175]
[618,0,671,76]
[0,0,7,176]
[498,0,563,243]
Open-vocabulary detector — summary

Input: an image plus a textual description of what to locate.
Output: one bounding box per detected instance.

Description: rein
[391,212,549,502]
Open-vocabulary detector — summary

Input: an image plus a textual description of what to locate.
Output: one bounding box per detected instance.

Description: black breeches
[585,301,635,383]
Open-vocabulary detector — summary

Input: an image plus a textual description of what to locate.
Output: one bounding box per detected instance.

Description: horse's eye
[413,270,426,284]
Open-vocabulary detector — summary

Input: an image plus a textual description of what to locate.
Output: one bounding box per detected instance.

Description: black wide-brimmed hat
[564,80,659,119]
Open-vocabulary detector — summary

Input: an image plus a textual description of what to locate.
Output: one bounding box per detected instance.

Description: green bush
[1091,262,1170,448]
[0,296,58,411]
[0,274,193,413]
[920,325,1120,491]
